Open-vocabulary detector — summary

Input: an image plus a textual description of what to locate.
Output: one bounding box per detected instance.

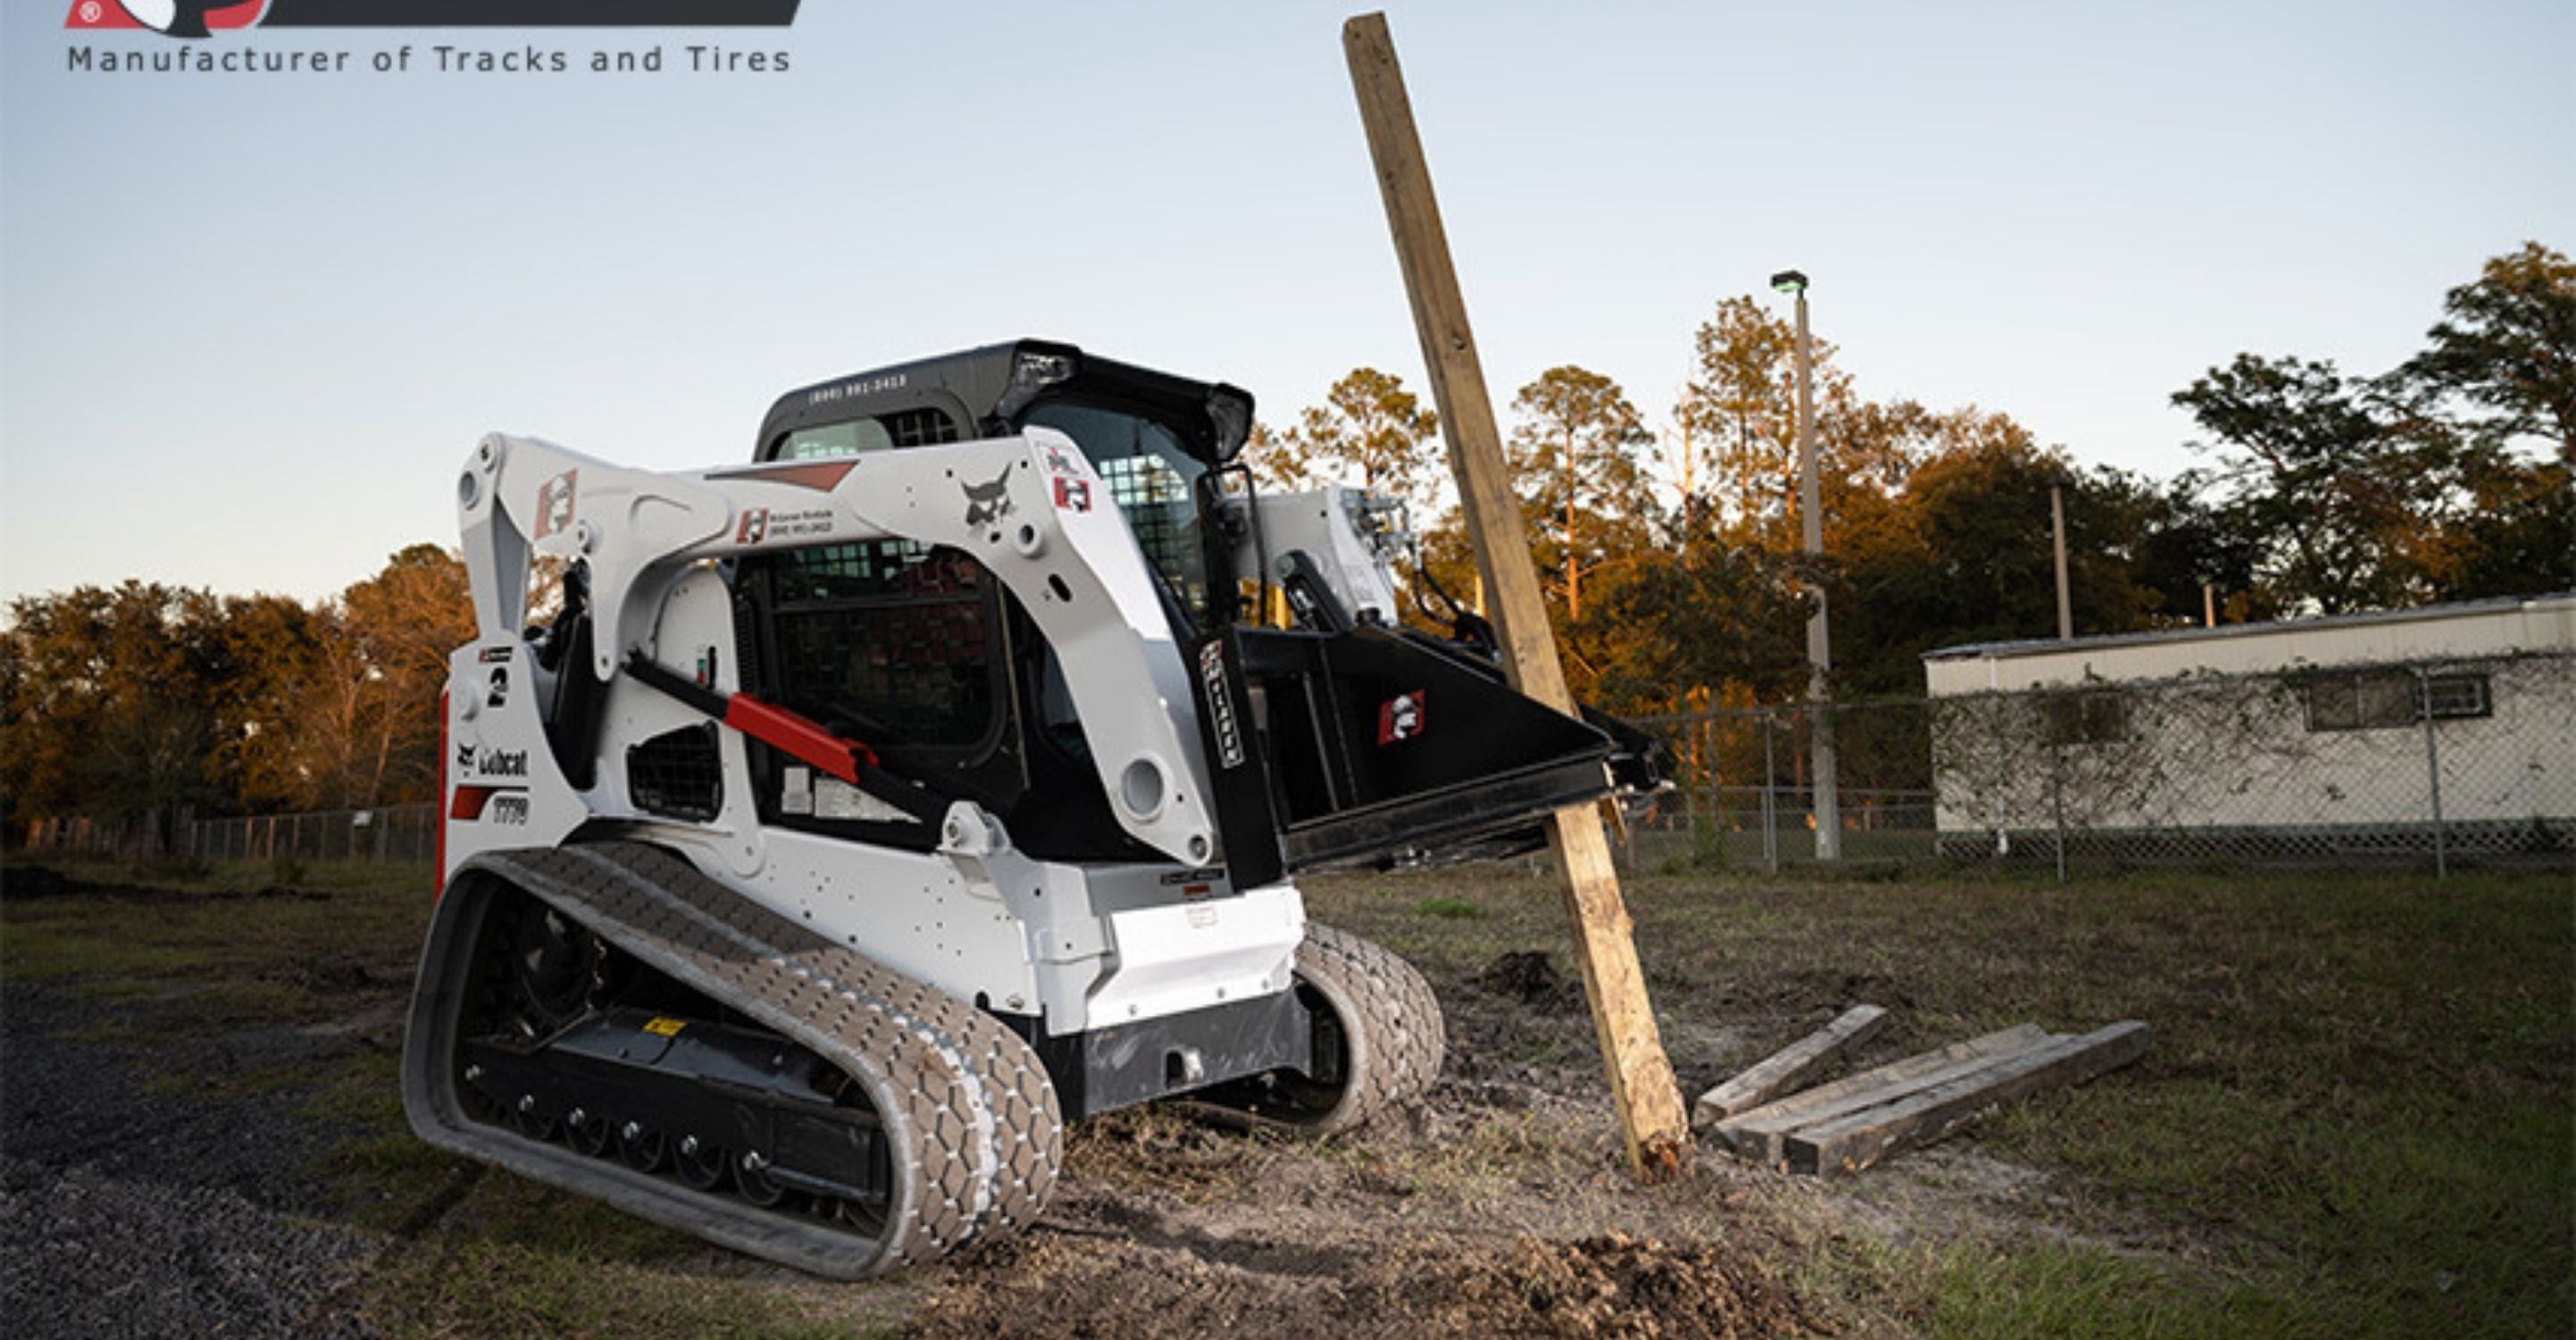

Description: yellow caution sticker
[641,1016,687,1037]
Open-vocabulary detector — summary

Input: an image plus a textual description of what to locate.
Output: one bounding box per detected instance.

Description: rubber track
[458,842,1060,1275]
[1289,922,1447,1133]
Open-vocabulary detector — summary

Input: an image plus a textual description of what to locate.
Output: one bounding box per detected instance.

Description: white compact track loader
[401,340,1661,1277]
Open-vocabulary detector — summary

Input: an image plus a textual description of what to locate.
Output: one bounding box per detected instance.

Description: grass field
[4,853,2569,1337]
[1310,861,2576,1338]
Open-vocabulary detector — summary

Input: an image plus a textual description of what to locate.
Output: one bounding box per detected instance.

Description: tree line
[4,244,2565,834]
[1261,240,2572,711]
[2,546,474,842]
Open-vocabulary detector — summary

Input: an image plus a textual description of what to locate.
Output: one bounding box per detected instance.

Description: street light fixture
[1775,267,1839,861]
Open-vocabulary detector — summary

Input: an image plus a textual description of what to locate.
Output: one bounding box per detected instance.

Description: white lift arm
[455,428,1220,869]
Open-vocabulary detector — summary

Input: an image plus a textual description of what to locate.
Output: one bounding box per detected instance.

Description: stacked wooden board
[1692,1005,1888,1126]
[1697,1016,2150,1177]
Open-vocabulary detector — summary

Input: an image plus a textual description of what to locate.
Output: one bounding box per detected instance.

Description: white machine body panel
[1239,484,1411,627]
[443,428,1318,1036]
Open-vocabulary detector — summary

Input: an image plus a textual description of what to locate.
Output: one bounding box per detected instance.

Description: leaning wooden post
[1342,10,1692,1182]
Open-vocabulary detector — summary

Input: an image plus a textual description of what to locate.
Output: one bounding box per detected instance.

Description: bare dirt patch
[906,928,1853,1339]
[918,1219,1814,1340]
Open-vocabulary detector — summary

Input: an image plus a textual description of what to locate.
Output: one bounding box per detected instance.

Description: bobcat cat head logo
[962,462,1016,528]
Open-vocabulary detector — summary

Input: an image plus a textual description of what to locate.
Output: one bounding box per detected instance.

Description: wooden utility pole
[1342,11,1692,1183]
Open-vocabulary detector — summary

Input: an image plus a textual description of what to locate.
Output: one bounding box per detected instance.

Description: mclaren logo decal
[533,470,576,541]
[1376,691,1426,746]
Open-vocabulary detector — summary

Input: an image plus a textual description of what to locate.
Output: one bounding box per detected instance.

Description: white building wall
[1921,596,2576,844]
[1924,597,2575,697]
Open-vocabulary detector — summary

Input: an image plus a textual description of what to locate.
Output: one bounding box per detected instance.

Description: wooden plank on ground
[1343,10,1691,1184]
[1714,1023,2052,1165]
[1693,1005,1889,1130]
[1784,1021,2152,1177]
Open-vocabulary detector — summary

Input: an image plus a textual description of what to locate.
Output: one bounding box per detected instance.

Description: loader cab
[752,339,1251,641]
[731,341,1253,863]
[715,339,1642,887]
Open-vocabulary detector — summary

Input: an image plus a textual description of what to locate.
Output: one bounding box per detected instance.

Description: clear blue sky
[4,1,2569,607]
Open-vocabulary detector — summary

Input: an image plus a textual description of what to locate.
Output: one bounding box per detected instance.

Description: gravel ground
[1,1157,375,1339]
[0,982,384,1338]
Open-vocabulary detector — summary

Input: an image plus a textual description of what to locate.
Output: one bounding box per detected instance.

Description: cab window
[1018,401,1214,632]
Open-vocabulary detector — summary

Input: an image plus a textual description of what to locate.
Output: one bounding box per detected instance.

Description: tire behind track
[1284,922,1446,1134]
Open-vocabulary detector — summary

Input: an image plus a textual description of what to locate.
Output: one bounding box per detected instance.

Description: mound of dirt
[1442,1233,1819,1339]
[916,1227,1817,1339]
[1472,950,1582,1009]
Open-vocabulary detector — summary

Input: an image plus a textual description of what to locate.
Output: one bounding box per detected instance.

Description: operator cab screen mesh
[778,407,961,460]
[626,723,723,822]
[1018,402,1211,632]
[762,540,995,751]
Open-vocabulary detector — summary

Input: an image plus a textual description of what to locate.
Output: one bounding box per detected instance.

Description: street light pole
[2052,483,2073,641]
[1773,269,1840,861]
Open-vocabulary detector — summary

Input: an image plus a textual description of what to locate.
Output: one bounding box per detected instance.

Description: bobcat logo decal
[962,462,1016,528]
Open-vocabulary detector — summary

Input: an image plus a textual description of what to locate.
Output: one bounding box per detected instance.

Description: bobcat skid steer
[403,339,1660,1277]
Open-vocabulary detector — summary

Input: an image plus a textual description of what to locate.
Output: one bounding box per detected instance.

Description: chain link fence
[20,649,2572,880]
[1620,698,1942,870]
[1623,650,2576,877]
[21,803,440,867]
